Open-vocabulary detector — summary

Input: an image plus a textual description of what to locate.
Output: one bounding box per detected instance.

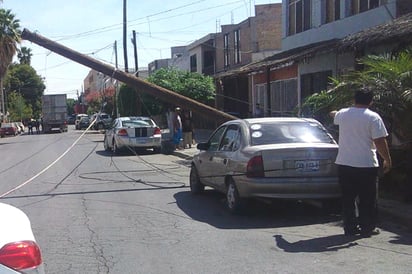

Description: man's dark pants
[338,165,379,233]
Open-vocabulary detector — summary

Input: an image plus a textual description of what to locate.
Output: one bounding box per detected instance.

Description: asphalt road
[1,126,411,274]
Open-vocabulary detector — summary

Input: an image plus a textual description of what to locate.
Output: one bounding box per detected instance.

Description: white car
[104,116,162,154]
[0,203,45,274]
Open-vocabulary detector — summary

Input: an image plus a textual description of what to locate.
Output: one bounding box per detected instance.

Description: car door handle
[223,158,228,165]
[209,156,213,161]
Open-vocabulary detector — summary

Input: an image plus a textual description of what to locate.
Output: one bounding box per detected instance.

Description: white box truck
[42,94,68,133]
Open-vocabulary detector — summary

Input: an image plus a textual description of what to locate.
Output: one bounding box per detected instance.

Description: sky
[2,0,281,99]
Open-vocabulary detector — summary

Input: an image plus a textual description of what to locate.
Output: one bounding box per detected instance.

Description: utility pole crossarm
[21,28,236,124]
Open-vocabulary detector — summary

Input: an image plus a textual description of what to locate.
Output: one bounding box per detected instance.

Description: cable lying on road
[0,119,98,198]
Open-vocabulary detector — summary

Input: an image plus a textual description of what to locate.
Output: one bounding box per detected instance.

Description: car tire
[322,198,342,214]
[190,166,205,194]
[153,146,161,154]
[112,139,120,154]
[103,136,111,151]
[226,179,244,214]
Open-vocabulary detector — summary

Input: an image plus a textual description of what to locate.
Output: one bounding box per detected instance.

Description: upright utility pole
[132,30,138,77]
[123,0,128,73]
[114,40,119,117]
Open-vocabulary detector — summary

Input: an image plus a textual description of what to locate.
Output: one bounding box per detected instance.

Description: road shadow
[273,234,360,252]
[95,149,160,157]
[174,190,341,230]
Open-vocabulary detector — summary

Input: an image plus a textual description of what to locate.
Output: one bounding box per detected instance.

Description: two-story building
[245,0,412,117]
[148,3,283,118]
[214,3,283,117]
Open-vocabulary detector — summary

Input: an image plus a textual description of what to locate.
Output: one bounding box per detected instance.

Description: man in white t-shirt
[330,87,392,237]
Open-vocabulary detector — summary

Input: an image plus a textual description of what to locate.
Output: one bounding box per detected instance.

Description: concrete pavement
[170,128,412,231]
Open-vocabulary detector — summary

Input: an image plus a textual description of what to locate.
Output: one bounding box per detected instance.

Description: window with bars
[234,29,241,64]
[190,54,197,72]
[351,0,384,15]
[326,0,341,23]
[254,84,267,115]
[224,33,230,68]
[288,0,311,35]
[270,79,298,116]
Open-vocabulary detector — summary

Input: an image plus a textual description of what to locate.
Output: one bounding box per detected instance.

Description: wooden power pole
[21,28,235,124]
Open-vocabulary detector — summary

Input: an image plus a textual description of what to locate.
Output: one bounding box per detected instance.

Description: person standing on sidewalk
[173,107,183,150]
[182,110,193,149]
[330,87,392,237]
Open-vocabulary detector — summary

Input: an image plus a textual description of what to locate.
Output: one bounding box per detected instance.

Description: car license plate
[295,160,319,172]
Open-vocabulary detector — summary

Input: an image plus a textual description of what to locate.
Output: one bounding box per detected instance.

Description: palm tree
[0,8,21,121]
[302,48,412,144]
[17,46,32,65]
[333,50,412,143]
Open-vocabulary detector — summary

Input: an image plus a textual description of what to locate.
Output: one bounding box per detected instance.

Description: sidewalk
[169,129,412,231]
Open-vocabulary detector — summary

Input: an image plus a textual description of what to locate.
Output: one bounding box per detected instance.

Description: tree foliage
[5,63,45,118]
[0,8,21,78]
[117,84,139,117]
[143,67,216,115]
[302,48,412,143]
[7,91,32,121]
[84,87,115,115]
[17,46,32,65]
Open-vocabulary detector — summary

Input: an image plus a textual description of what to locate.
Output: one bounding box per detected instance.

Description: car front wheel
[226,179,244,214]
[190,166,204,194]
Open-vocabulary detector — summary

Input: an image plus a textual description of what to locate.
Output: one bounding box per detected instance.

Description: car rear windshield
[122,120,151,128]
[249,122,334,146]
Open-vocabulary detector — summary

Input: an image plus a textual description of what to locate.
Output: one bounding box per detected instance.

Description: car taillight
[154,127,161,135]
[0,241,42,270]
[117,129,128,136]
[246,155,264,178]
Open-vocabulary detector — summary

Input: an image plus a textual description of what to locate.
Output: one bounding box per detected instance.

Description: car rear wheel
[322,198,342,214]
[190,166,205,194]
[103,136,111,151]
[226,179,244,214]
[112,139,120,154]
[153,146,161,154]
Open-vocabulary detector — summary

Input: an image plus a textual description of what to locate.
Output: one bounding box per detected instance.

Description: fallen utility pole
[21,28,236,124]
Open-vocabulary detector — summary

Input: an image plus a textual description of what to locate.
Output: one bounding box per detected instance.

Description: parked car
[75,114,88,130]
[78,116,91,130]
[0,202,45,274]
[104,116,162,154]
[91,113,112,130]
[67,114,76,125]
[189,117,341,213]
[0,123,19,138]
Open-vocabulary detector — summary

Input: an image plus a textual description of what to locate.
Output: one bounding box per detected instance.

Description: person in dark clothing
[35,119,40,134]
[28,119,34,135]
[330,87,392,237]
[181,110,193,149]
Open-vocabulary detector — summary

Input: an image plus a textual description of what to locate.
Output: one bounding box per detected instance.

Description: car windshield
[249,121,334,145]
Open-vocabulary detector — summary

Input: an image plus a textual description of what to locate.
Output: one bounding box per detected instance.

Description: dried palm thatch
[338,12,412,52]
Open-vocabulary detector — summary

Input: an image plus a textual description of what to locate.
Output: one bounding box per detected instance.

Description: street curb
[378,200,412,231]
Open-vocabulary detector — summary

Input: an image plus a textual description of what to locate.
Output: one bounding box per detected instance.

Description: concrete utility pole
[21,28,235,124]
[132,30,138,76]
[123,0,129,73]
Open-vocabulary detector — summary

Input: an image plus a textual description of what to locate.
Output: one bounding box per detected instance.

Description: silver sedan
[104,116,162,154]
[190,117,341,213]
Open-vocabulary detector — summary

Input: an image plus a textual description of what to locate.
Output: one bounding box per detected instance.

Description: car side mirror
[197,142,209,151]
